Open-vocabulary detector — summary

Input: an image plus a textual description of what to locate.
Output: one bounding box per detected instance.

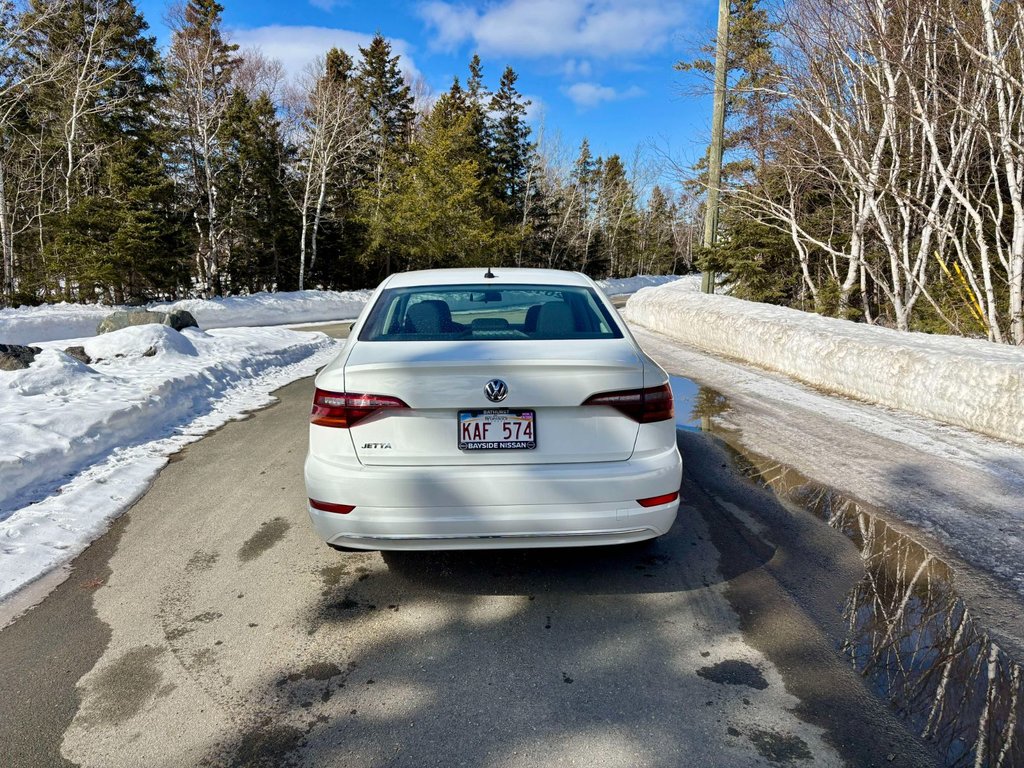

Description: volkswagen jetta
[304,268,682,550]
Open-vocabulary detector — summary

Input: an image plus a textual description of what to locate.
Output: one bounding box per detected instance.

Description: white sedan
[304,268,682,550]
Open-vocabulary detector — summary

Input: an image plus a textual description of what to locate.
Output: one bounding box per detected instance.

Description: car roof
[382,268,594,289]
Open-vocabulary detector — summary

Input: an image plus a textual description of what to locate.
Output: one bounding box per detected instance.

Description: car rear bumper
[303,448,682,550]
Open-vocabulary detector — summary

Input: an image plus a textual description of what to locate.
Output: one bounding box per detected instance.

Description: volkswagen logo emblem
[484,379,509,403]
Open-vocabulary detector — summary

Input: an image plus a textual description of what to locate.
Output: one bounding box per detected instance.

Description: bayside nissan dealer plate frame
[458,409,536,450]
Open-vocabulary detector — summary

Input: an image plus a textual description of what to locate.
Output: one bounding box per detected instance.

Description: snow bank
[150,289,371,330]
[0,325,338,601]
[0,302,115,345]
[596,274,690,296]
[0,289,371,346]
[624,282,1024,445]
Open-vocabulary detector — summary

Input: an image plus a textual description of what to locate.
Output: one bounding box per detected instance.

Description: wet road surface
[0,322,957,767]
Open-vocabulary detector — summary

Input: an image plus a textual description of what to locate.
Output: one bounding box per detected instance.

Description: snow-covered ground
[0,324,341,603]
[150,289,372,331]
[0,302,114,346]
[0,289,372,346]
[625,281,1024,445]
[596,274,691,296]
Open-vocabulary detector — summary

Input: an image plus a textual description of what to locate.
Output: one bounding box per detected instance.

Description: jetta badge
[484,379,509,403]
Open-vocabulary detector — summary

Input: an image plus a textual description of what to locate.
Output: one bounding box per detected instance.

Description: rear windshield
[358,283,623,341]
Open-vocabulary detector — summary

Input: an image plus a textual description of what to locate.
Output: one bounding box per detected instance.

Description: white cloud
[419,2,478,50]
[523,93,545,122]
[418,0,685,58]
[562,59,593,79]
[229,25,422,85]
[564,81,644,109]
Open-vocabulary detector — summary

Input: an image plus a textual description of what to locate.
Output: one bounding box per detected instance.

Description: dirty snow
[0,324,339,603]
[625,282,1024,445]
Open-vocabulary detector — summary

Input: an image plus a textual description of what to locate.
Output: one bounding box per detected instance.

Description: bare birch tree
[165,0,237,297]
[290,50,368,290]
[0,0,68,304]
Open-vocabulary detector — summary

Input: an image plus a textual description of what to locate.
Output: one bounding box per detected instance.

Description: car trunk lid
[339,339,643,466]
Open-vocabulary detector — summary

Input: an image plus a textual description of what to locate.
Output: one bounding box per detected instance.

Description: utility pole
[702,0,730,294]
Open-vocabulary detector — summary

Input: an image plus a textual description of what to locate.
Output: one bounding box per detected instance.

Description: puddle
[670,376,731,433]
[670,375,1024,768]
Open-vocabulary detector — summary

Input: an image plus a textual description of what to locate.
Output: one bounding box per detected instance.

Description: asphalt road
[0,323,939,768]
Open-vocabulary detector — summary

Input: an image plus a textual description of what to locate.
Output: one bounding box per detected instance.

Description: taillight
[310,388,409,428]
[582,383,674,423]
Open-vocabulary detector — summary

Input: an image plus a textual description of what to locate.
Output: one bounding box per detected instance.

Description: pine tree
[675,0,784,296]
[569,138,599,272]
[372,93,495,271]
[638,186,678,274]
[597,154,639,277]
[463,54,492,176]
[354,34,413,150]
[222,90,295,292]
[489,66,534,227]
[353,33,414,275]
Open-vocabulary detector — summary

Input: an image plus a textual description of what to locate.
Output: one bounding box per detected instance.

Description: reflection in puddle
[670,376,731,433]
[671,376,1024,767]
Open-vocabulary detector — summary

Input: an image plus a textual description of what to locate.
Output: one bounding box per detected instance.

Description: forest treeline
[0,0,694,307]
[698,0,1024,344]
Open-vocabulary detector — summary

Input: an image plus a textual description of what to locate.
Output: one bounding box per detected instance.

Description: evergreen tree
[463,54,492,178]
[597,154,639,277]
[489,66,534,228]
[222,90,295,292]
[676,0,784,298]
[466,53,486,102]
[354,33,413,150]
[570,138,600,272]
[353,33,414,275]
[638,186,678,274]
[372,93,495,271]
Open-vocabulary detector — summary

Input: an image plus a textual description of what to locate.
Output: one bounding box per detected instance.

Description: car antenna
[484,267,496,279]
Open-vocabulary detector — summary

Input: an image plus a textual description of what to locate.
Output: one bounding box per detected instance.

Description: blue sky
[135,0,717,174]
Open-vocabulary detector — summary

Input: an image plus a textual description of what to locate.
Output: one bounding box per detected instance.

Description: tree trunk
[0,158,13,304]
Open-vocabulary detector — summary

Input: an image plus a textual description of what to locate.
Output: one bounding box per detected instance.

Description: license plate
[458,409,536,450]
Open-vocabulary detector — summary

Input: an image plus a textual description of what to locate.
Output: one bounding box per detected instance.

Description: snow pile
[0,302,115,345]
[0,324,338,601]
[150,289,371,330]
[625,281,1024,445]
[597,274,690,296]
[0,289,371,346]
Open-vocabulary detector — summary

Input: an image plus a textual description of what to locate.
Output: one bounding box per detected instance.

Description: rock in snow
[96,308,198,335]
[0,343,42,371]
[625,281,1024,445]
